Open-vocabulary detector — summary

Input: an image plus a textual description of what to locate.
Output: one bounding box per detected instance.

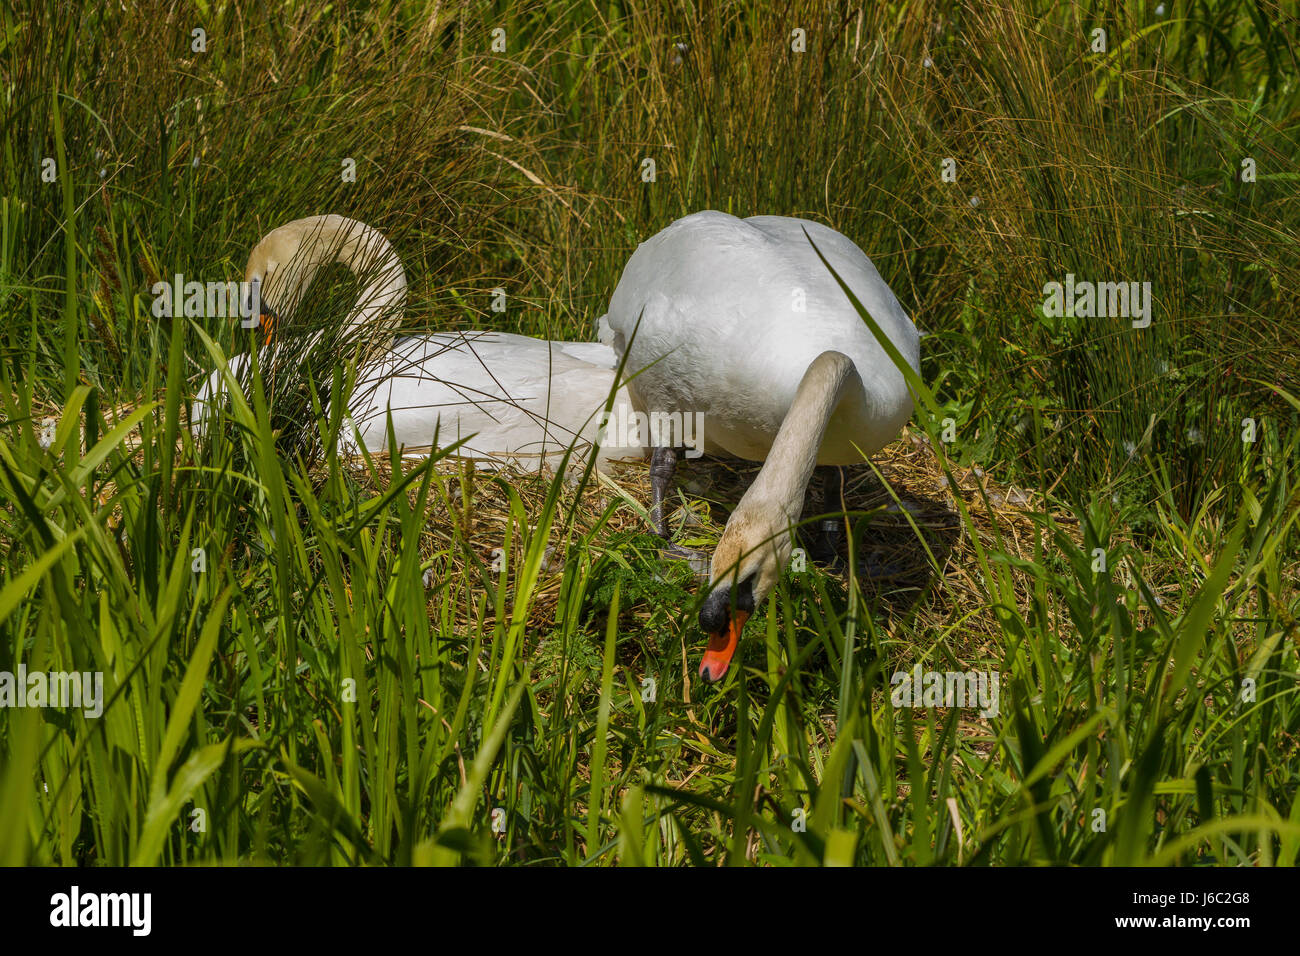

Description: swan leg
[805,465,845,564]
[649,445,706,570]
[649,445,680,539]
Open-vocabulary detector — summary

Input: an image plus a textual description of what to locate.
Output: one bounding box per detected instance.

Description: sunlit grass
[1,0,1297,865]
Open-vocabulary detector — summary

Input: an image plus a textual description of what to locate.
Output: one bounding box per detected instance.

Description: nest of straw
[342,424,1069,668]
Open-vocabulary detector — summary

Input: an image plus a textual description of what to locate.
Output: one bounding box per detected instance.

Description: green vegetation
[1,0,1297,865]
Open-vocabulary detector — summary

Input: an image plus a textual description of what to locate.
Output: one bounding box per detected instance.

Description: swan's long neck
[740,350,860,522]
[268,215,407,344]
[331,220,406,341]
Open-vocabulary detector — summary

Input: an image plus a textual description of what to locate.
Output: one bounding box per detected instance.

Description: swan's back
[344,331,643,470]
[603,211,919,462]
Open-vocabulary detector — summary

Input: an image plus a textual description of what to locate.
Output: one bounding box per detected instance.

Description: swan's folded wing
[557,341,618,369]
[340,332,637,469]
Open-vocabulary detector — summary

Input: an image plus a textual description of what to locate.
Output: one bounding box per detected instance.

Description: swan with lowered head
[193,215,644,470]
[600,211,920,681]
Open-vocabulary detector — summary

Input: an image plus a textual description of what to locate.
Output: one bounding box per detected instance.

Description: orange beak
[259,312,275,346]
[700,609,748,682]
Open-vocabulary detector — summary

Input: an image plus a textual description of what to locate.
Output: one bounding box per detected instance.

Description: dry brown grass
[338,425,1075,664]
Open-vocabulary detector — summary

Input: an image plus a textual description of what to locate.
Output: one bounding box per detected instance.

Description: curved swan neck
[743,350,860,521]
[331,220,406,340]
[259,215,407,343]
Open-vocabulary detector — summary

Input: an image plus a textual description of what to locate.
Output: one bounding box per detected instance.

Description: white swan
[600,211,921,680]
[193,215,644,470]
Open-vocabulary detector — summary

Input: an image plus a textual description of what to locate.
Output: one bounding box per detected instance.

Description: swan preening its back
[193,215,643,471]
[194,210,920,684]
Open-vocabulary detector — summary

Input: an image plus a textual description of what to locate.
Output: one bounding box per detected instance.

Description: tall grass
[1,0,1297,865]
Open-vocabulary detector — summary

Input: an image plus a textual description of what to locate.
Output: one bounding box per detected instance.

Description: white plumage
[341,331,643,470]
[601,210,920,463]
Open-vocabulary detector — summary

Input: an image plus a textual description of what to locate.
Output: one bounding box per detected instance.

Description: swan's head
[242,215,405,347]
[697,501,793,682]
[244,226,305,345]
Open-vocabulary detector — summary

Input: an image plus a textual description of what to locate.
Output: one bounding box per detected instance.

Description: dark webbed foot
[649,445,680,540]
[658,540,710,578]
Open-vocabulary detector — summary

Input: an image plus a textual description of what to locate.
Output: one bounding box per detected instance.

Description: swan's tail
[596,314,615,347]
